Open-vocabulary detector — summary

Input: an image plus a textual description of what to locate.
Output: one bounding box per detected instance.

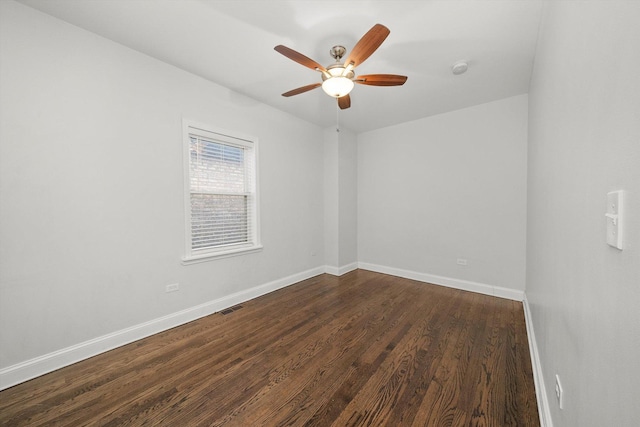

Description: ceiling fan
[274,24,407,110]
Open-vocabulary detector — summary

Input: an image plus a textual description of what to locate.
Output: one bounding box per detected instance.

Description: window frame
[181,119,261,264]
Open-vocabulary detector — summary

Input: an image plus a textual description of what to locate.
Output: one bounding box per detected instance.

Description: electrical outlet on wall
[555,374,564,409]
[165,283,180,293]
[456,258,468,266]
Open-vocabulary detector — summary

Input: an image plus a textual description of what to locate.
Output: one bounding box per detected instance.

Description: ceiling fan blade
[282,83,322,97]
[338,94,351,110]
[343,24,390,68]
[274,45,327,73]
[355,74,408,86]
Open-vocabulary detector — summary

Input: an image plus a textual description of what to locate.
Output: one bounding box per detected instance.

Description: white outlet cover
[165,283,180,293]
[606,190,624,250]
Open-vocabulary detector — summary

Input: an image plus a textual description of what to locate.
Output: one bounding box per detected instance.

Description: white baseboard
[0,266,326,391]
[523,295,553,427]
[325,262,358,277]
[324,265,339,276]
[357,262,525,301]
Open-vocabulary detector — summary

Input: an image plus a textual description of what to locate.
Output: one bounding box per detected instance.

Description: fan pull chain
[336,101,340,133]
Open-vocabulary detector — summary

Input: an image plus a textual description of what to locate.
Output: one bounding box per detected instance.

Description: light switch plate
[606,190,623,250]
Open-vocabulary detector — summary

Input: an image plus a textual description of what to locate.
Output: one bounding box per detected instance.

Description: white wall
[527,2,640,426]
[324,126,358,273]
[323,128,339,269]
[0,1,324,377]
[358,95,528,295]
[338,128,358,268]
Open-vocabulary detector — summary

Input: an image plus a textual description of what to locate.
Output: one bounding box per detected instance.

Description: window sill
[181,245,263,265]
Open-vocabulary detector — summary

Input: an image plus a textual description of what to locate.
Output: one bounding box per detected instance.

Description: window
[182,120,261,263]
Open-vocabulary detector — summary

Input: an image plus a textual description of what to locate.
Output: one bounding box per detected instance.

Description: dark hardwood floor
[0,270,539,426]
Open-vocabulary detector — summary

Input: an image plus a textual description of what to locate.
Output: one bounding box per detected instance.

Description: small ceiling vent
[452,61,469,75]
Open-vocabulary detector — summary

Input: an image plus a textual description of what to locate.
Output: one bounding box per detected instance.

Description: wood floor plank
[0,270,539,426]
[261,291,415,426]
[451,296,502,425]
[409,291,486,426]
[328,286,461,426]
[207,273,415,426]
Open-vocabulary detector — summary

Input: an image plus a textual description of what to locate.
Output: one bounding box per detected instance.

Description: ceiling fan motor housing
[322,63,355,81]
[330,45,346,61]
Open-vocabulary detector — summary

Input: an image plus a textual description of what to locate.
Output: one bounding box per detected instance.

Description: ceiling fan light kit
[322,75,355,98]
[274,24,407,110]
[321,50,356,97]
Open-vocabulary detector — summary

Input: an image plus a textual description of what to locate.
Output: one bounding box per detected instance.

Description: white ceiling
[18,0,543,133]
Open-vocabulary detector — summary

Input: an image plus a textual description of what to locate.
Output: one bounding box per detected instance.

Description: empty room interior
[0,1,638,426]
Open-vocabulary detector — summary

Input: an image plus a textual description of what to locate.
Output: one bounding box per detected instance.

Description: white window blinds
[183,122,259,261]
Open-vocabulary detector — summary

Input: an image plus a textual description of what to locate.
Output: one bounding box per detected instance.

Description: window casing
[182,121,261,263]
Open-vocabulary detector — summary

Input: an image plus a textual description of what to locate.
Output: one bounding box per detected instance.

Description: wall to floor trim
[358,262,525,301]
[0,266,326,391]
[523,295,553,427]
[324,262,358,277]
